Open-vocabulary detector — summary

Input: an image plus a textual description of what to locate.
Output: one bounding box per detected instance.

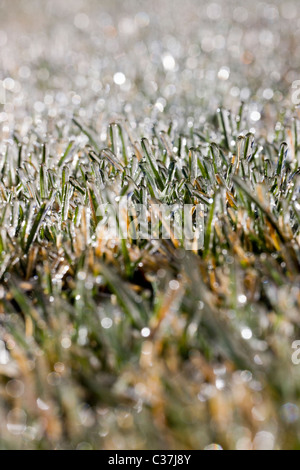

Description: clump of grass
[0,103,300,450]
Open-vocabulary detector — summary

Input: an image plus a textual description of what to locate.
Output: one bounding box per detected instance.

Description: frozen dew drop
[0,30,7,47]
[216,378,225,390]
[7,409,27,435]
[250,111,261,122]
[37,398,50,411]
[263,88,274,100]
[162,54,176,71]
[155,101,164,112]
[281,403,299,424]
[233,6,249,23]
[135,12,150,28]
[61,337,72,349]
[101,318,113,329]
[78,271,87,281]
[77,442,94,451]
[141,327,151,338]
[113,72,126,86]
[206,3,222,20]
[241,327,253,340]
[74,13,90,30]
[0,340,9,365]
[218,67,230,81]
[204,443,223,451]
[3,77,15,91]
[253,431,274,451]
[6,380,24,398]
[238,294,247,305]
[169,280,180,291]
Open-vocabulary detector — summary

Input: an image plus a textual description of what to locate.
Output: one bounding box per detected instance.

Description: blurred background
[0,0,300,129]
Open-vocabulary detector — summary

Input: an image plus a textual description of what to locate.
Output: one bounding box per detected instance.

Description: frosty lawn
[0,0,300,450]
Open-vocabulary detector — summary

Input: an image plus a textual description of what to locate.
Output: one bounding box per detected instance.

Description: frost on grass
[0,0,300,450]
